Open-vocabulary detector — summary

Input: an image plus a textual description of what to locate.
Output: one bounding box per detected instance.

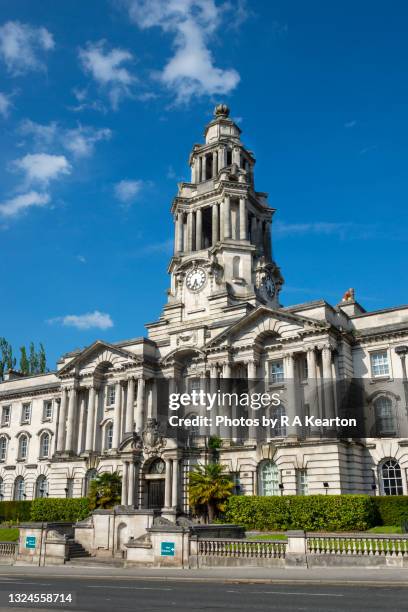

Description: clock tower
[164,104,284,325]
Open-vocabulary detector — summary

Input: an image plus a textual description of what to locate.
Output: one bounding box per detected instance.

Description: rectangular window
[106,385,116,407]
[21,403,31,424]
[370,351,390,378]
[269,360,284,383]
[230,472,242,496]
[43,400,53,421]
[296,469,308,496]
[0,437,7,461]
[19,437,28,460]
[301,357,308,381]
[1,406,11,427]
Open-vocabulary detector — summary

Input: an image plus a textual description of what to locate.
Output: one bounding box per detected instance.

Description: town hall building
[1,104,408,516]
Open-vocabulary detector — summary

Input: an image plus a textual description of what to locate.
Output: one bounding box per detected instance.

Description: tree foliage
[88,471,122,510]
[0,338,47,378]
[189,463,234,522]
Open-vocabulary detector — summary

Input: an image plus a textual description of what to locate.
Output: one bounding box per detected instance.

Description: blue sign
[25,536,36,549]
[161,541,175,557]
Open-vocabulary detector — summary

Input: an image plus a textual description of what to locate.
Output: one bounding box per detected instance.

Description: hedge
[372,496,408,526]
[0,501,32,523]
[224,495,378,531]
[30,498,90,522]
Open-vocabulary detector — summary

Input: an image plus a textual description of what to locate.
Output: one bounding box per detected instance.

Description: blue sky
[0,0,407,370]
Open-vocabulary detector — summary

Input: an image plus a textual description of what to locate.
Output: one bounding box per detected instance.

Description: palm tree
[189,463,234,522]
[88,471,122,510]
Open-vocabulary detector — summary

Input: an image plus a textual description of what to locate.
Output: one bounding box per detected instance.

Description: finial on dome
[214,103,230,118]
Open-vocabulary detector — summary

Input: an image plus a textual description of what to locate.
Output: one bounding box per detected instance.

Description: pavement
[0,571,407,611]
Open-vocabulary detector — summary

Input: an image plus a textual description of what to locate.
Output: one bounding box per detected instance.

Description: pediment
[58,340,141,378]
[206,306,328,348]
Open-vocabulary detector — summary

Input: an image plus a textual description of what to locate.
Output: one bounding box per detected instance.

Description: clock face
[264,275,276,297]
[186,267,207,292]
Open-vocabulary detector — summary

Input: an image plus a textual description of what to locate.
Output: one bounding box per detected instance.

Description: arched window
[13,476,25,501]
[149,458,165,475]
[380,459,403,495]
[84,468,97,495]
[0,436,8,461]
[105,423,113,450]
[258,460,279,496]
[0,477,4,500]
[18,435,28,460]
[374,397,396,436]
[35,475,48,498]
[40,433,50,458]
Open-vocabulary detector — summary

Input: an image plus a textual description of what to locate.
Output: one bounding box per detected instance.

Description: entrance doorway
[147,480,165,508]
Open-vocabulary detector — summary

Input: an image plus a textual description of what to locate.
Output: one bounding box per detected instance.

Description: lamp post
[64,487,69,498]
[279,483,284,496]
[323,482,329,495]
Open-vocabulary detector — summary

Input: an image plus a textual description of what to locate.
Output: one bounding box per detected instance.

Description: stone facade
[1,104,408,514]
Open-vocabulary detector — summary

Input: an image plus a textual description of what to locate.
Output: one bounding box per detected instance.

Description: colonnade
[174,196,271,255]
[191,145,244,183]
[56,377,146,455]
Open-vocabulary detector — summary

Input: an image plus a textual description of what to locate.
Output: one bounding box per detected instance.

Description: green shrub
[224,495,377,531]
[30,498,90,522]
[0,501,32,523]
[372,496,408,527]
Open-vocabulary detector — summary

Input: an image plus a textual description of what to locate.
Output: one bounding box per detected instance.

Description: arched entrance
[145,458,166,509]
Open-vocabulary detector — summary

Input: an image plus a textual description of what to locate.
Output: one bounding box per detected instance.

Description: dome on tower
[214,103,230,118]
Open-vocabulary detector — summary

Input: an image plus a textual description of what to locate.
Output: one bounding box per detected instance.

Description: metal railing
[306,533,408,557]
[0,542,18,558]
[198,538,286,559]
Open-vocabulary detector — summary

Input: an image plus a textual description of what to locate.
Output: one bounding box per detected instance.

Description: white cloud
[0,21,54,75]
[19,120,112,158]
[114,179,144,204]
[274,221,377,241]
[13,153,71,185]
[344,120,357,128]
[78,41,136,109]
[63,126,112,158]
[0,92,11,117]
[123,0,240,103]
[0,190,50,217]
[76,255,87,263]
[48,310,114,330]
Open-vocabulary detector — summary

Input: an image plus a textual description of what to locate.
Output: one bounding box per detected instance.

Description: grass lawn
[367,525,403,534]
[246,534,287,541]
[0,528,19,542]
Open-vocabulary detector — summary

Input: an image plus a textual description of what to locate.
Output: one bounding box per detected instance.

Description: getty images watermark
[167,390,357,429]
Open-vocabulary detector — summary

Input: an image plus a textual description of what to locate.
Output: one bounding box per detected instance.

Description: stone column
[212,151,218,178]
[250,216,257,246]
[210,364,219,435]
[257,219,264,253]
[125,377,135,433]
[212,204,219,245]
[85,386,96,452]
[239,197,247,240]
[164,459,172,508]
[224,195,231,239]
[65,386,77,453]
[121,461,129,505]
[56,388,68,452]
[128,461,135,506]
[76,392,86,455]
[172,458,179,509]
[202,156,207,181]
[176,213,183,253]
[191,159,196,183]
[284,353,298,438]
[135,378,145,433]
[198,157,202,183]
[322,345,335,421]
[196,208,202,250]
[264,221,272,259]
[306,347,320,435]
[187,211,193,252]
[112,381,122,450]
[232,146,240,165]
